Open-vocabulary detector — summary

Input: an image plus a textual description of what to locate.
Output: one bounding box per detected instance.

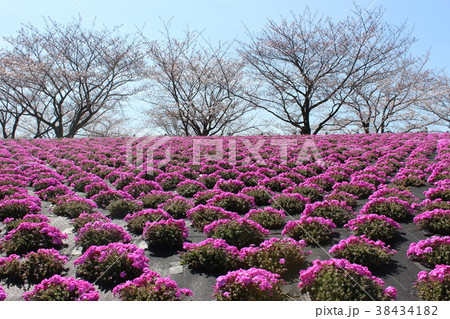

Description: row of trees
[0,6,449,139]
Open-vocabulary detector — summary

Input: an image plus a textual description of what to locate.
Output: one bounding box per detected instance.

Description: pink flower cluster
[22,275,100,301]
[112,270,193,300]
[344,214,401,230]
[407,236,450,262]
[0,286,6,301]
[298,258,397,299]
[1,222,68,246]
[75,221,132,243]
[204,217,270,236]
[183,238,241,260]
[214,267,283,294]
[282,216,337,236]
[74,242,149,271]
[329,235,397,255]
[417,264,450,284]
[143,218,189,239]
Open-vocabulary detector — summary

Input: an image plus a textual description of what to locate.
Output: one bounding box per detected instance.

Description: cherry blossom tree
[0,17,145,138]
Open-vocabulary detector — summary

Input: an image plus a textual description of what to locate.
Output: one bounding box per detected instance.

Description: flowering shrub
[84,181,109,198]
[139,190,175,208]
[124,208,172,234]
[283,184,324,203]
[0,185,28,199]
[192,189,222,205]
[35,185,73,203]
[186,204,239,231]
[52,197,97,218]
[0,198,41,221]
[244,208,286,230]
[198,174,221,189]
[344,214,401,242]
[270,193,310,215]
[407,236,450,267]
[74,243,149,287]
[207,192,255,215]
[324,191,358,208]
[123,180,163,198]
[282,217,336,246]
[240,186,274,206]
[106,199,143,219]
[0,286,5,301]
[414,264,450,301]
[332,181,376,199]
[302,200,355,226]
[2,213,50,232]
[22,275,100,301]
[369,187,418,204]
[306,175,336,191]
[414,209,450,235]
[113,270,193,301]
[259,176,294,192]
[70,212,111,232]
[360,197,413,221]
[213,268,285,301]
[424,186,450,201]
[180,238,241,274]
[214,179,245,193]
[204,218,269,249]
[75,221,132,250]
[240,238,310,276]
[175,180,207,197]
[157,196,194,219]
[32,177,62,192]
[0,248,68,283]
[393,168,427,187]
[329,235,396,269]
[91,190,134,209]
[155,172,186,191]
[237,171,266,187]
[143,219,189,251]
[298,259,397,301]
[414,199,450,213]
[0,222,67,255]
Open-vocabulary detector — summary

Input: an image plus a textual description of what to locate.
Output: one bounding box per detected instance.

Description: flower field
[0,132,449,301]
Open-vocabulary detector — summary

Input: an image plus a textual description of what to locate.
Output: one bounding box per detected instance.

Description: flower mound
[0,248,68,283]
[0,222,67,255]
[0,198,41,221]
[407,236,450,267]
[74,242,149,287]
[207,192,255,215]
[298,259,397,301]
[302,200,355,226]
[180,239,241,275]
[414,264,450,301]
[344,214,401,242]
[360,197,413,221]
[282,216,336,246]
[413,209,450,235]
[269,193,310,215]
[329,235,396,269]
[113,270,193,301]
[124,208,172,235]
[213,268,285,301]
[244,208,286,230]
[143,219,189,251]
[75,221,132,250]
[22,275,100,301]
[186,204,239,231]
[204,218,269,249]
[240,238,311,276]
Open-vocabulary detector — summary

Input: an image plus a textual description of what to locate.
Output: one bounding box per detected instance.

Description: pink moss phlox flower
[22,275,100,301]
[204,218,270,236]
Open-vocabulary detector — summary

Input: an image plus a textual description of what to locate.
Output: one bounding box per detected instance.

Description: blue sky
[1,0,449,71]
